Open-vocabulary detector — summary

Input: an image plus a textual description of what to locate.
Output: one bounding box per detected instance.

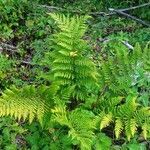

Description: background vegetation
[0,0,150,149]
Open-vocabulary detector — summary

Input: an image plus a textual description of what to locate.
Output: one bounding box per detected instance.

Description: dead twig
[38,2,150,17]
[109,8,150,27]
[0,42,18,52]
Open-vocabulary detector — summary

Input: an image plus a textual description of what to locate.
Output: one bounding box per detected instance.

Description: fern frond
[48,13,99,101]
[52,105,70,127]
[52,107,96,150]
[0,85,55,126]
[99,42,150,96]
[68,109,96,150]
[143,43,150,71]
[98,94,150,140]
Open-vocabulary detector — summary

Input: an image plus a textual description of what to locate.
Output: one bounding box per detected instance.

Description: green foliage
[94,133,112,150]
[112,137,147,150]
[44,0,149,16]
[49,13,99,101]
[0,10,150,150]
[99,95,150,140]
[0,54,12,79]
[97,42,150,140]
[0,117,25,149]
[0,0,31,40]
[0,85,57,126]
[0,0,52,41]
[0,54,13,89]
[52,106,96,150]
[99,42,150,96]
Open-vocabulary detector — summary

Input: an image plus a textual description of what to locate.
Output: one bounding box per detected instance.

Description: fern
[99,95,150,140]
[143,43,150,71]
[52,106,96,150]
[142,123,148,140]
[0,85,57,126]
[100,113,112,130]
[49,13,99,101]
[99,42,150,96]
[0,13,149,149]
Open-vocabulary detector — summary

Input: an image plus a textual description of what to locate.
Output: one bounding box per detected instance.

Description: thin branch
[109,8,150,27]
[20,61,34,65]
[38,4,82,14]
[38,5,63,11]
[122,41,134,50]
[101,38,134,50]
[90,3,150,16]
[0,42,16,50]
[38,2,150,16]
[0,42,18,52]
[117,2,150,12]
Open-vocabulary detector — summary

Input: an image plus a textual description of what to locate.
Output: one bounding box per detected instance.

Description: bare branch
[20,61,34,65]
[99,37,134,50]
[38,2,150,16]
[109,8,150,27]
[117,2,150,12]
[38,5,63,11]
[0,42,18,52]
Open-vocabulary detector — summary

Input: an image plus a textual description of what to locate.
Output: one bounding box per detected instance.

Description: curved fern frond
[0,85,56,126]
[125,120,131,141]
[52,107,96,150]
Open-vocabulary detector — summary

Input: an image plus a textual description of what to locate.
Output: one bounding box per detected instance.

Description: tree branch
[38,2,150,16]
[109,8,150,27]
[0,42,18,52]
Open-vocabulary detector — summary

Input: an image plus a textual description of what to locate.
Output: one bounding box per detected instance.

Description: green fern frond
[0,85,55,126]
[132,43,142,62]
[52,107,96,150]
[99,42,150,95]
[52,105,70,127]
[48,13,99,101]
[98,94,150,140]
[69,109,96,150]
[143,43,150,71]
